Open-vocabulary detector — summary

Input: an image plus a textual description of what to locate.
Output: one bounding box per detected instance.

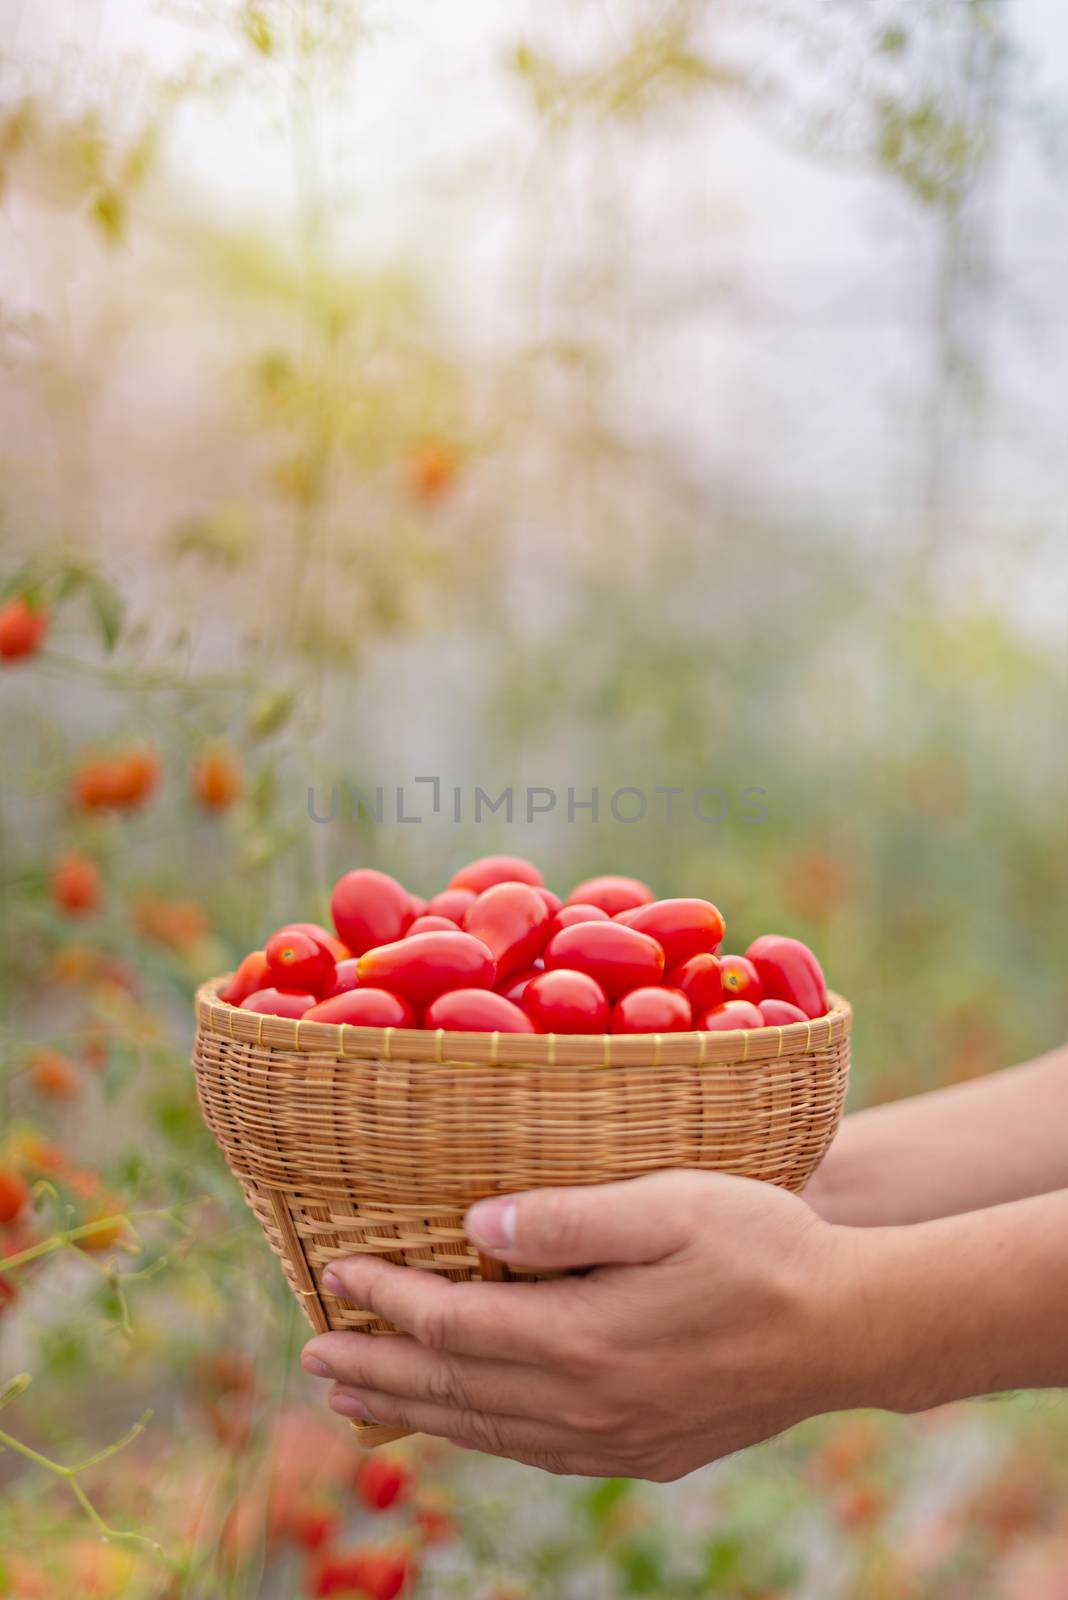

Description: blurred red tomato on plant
[304,989,416,1028]
[51,851,102,917]
[355,1453,412,1512]
[192,748,242,810]
[357,932,494,1008]
[0,1170,28,1225]
[331,869,412,956]
[406,439,459,501]
[523,970,610,1034]
[464,882,550,979]
[746,934,828,1019]
[73,749,159,812]
[565,875,654,916]
[0,595,47,661]
[134,893,208,952]
[29,1048,80,1100]
[424,989,536,1033]
[611,987,692,1034]
[615,898,725,967]
[544,921,664,1000]
[719,955,763,1005]
[312,1545,415,1600]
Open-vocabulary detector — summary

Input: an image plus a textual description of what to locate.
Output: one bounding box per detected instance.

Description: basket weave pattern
[192,979,851,1342]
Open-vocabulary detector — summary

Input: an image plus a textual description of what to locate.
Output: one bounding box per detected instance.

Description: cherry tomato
[0,1170,28,1224]
[535,886,562,914]
[304,989,415,1028]
[746,934,828,1019]
[0,596,48,662]
[424,989,536,1034]
[357,931,494,1007]
[546,902,611,939]
[192,749,242,811]
[544,921,664,1000]
[614,898,725,966]
[406,914,463,936]
[611,986,692,1034]
[425,888,476,924]
[565,875,654,915]
[448,855,544,894]
[220,950,271,1005]
[720,954,764,1005]
[240,988,317,1018]
[464,882,550,980]
[760,998,808,1026]
[325,958,360,996]
[51,852,102,917]
[495,966,542,1004]
[523,970,610,1034]
[668,952,723,1016]
[265,927,336,995]
[288,922,350,961]
[330,869,412,956]
[698,1000,764,1031]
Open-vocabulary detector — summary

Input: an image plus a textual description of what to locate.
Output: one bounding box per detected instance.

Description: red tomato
[304,989,415,1028]
[535,886,562,914]
[611,987,692,1034]
[447,855,544,893]
[760,998,808,1026]
[357,931,494,1007]
[313,1547,412,1600]
[425,888,476,924]
[192,748,242,811]
[546,903,611,939]
[0,1170,28,1224]
[425,988,536,1033]
[240,988,317,1018]
[495,966,542,1004]
[565,875,654,915]
[355,1454,412,1512]
[408,894,427,917]
[544,921,664,1000]
[288,922,350,961]
[220,950,271,1005]
[719,954,763,1005]
[615,898,725,966]
[325,958,360,996]
[51,852,102,916]
[0,596,48,661]
[330,869,412,956]
[698,1000,764,1031]
[265,927,336,995]
[464,882,550,980]
[746,934,828,1019]
[668,952,723,1016]
[406,914,463,936]
[524,969,610,1034]
[285,1504,339,1551]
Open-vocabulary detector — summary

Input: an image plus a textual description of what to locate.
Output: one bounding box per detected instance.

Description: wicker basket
[192,978,851,1445]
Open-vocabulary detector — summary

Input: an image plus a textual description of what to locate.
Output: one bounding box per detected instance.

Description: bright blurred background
[1,1,1066,1595]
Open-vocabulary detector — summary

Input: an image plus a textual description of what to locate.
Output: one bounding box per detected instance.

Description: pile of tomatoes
[219,856,830,1035]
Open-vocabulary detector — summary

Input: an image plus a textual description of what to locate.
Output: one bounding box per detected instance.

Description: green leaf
[616,1537,665,1594]
[91,187,125,243]
[249,687,296,740]
[87,574,126,652]
[242,7,273,55]
[583,1476,633,1525]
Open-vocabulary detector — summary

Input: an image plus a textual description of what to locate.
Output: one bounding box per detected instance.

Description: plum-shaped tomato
[406,915,463,936]
[495,966,543,1004]
[240,988,317,1018]
[611,987,692,1034]
[745,935,828,1020]
[424,989,536,1033]
[447,856,544,894]
[303,989,415,1027]
[220,950,271,1005]
[615,899,725,967]
[523,970,610,1034]
[425,888,477,925]
[464,882,550,980]
[330,869,412,956]
[668,952,723,1017]
[545,903,611,940]
[719,954,763,1006]
[697,1000,764,1031]
[564,875,654,916]
[357,931,495,1007]
[759,998,808,1026]
[265,927,337,996]
[543,921,664,1000]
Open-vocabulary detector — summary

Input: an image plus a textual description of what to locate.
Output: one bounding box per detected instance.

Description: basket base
[350,1419,413,1448]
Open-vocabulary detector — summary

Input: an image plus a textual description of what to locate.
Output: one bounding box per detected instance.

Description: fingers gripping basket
[193,980,851,1445]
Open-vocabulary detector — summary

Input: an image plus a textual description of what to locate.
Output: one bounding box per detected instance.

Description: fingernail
[466,1197,516,1254]
[331,1391,372,1420]
[302,1352,332,1378]
[322,1268,344,1296]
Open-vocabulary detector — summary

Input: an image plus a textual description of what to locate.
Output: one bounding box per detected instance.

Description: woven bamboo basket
[193,978,851,1446]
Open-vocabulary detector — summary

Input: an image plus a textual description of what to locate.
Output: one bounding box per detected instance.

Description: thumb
[464,1171,701,1271]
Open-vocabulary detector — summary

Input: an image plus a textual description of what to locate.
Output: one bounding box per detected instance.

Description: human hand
[300,1170,871,1480]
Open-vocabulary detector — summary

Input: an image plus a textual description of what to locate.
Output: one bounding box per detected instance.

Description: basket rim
[195,977,851,1069]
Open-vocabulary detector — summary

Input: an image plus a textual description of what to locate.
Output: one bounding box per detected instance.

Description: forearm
[838,1187,1068,1413]
[807,1042,1068,1225]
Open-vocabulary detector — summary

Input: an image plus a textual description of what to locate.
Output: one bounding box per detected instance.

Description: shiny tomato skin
[424,989,536,1034]
[464,882,550,980]
[425,888,476,924]
[523,970,610,1034]
[745,934,828,1019]
[719,954,764,1005]
[614,898,725,966]
[265,927,337,995]
[240,987,317,1018]
[304,989,415,1028]
[546,902,611,940]
[535,886,562,914]
[759,998,808,1027]
[544,921,664,1000]
[447,855,544,894]
[330,869,412,956]
[325,958,360,996]
[611,986,692,1034]
[288,922,350,962]
[406,914,463,936]
[495,966,542,1004]
[357,931,495,1007]
[565,875,654,916]
[220,950,271,1005]
[408,894,427,917]
[668,952,723,1016]
[698,1000,764,1031]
